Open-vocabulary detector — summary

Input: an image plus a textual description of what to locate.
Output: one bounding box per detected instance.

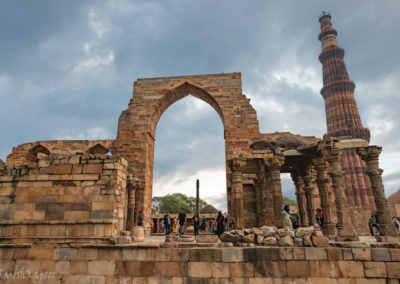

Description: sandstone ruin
[0,14,398,283]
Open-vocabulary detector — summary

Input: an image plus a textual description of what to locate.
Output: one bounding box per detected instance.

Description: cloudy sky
[1,1,399,211]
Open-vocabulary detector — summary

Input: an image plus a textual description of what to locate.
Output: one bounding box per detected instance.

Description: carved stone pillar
[126,176,140,232]
[231,158,245,229]
[303,170,315,226]
[265,156,285,227]
[357,146,397,237]
[291,172,308,227]
[256,159,275,226]
[322,139,358,241]
[313,157,336,236]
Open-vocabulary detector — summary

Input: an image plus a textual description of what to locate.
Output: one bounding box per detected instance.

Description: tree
[157,193,207,214]
[283,196,297,206]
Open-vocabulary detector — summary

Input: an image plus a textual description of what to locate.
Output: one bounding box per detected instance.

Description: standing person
[163,212,172,235]
[193,213,200,236]
[172,217,177,234]
[216,211,225,237]
[137,211,143,226]
[315,208,324,228]
[150,219,154,233]
[201,217,206,232]
[230,217,235,230]
[393,216,400,234]
[178,208,186,235]
[369,214,379,236]
[282,204,293,229]
[224,215,229,232]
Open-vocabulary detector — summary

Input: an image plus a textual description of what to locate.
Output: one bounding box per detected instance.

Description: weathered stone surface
[263,237,277,246]
[352,248,371,261]
[256,234,264,244]
[220,232,240,243]
[312,230,323,237]
[371,248,391,261]
[303,235,313,247]
[386,262,400,278]
[311,236,329,247]
[262,226,277,237]
[222,247,243,262]
[243,234,255,243]
[363,262,387,278]
[278,235,294,247]
[230,262,254,277]
[294,237,304,247]
[196,234,218,243]
[252,227,263,235]
[295,228,306,238]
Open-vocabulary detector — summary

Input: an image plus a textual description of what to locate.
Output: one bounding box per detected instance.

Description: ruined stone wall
[6,140,114,166]
[0,153,127,241]
[0,245,398,282]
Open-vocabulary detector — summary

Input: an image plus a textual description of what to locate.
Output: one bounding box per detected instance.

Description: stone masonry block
[343,248,353,260]
[352,248,371,261]
[319,261,341,278]
[189,248,222,262]
[187,262,212,278]
[154,262,186,277]
[327,248,343,261]
[337,261,364,278]
[371,248,391,261]
[211,262,230,278]
[386,262,400,279]
[222,248,243,263]
[286,261,309,278]
[63,275,105,284]
[363,262,387,278]
[389,248,400,261]
[155,248,172,261]
[305,248,327,260]
[70,260,88,275]
[49,164,72,175]
[55,260,70,275]
[55,248,78,261]
[116,261,141,276]
[83,164,103,174]
[170,248,189,262]
[88,260,115,276]
[254,261,287,277]
[90,210,114,219]
[27,247,54,260]
[230,262,254,278]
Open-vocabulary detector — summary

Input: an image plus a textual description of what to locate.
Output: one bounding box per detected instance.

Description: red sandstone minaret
[318,13,376,211]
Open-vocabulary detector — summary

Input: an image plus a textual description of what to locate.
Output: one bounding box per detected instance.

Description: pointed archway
[114,73,261,230]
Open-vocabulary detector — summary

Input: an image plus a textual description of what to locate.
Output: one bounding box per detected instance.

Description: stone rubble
[218,226,330,247]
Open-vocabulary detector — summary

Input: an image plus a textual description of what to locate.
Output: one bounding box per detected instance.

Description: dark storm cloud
[1,0,399,198]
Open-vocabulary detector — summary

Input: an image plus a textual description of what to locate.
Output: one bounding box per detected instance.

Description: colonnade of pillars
[228,142,397,239]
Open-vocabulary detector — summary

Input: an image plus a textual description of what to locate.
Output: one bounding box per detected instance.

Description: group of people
[282,205,324,230]
[369,214,400,236]
[148,208,235,237]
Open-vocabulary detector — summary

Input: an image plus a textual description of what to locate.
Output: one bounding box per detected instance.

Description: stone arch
[86,143,110,155]
[27,144,50,163]
[114,73,261,229]
[148,82,225,137]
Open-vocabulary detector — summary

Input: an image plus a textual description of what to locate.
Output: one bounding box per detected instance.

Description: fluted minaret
[318,13,375,211]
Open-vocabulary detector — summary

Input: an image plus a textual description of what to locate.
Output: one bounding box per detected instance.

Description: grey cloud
[1,1,399,203]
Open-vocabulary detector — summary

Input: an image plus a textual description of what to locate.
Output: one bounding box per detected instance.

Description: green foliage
[283,196,297,206]
[157,193,207,214]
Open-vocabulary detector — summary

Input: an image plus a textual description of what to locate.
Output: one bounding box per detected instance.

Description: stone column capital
[264,156,285,169]
[356,146,382,161]
[230,157,247,172]
[312,157,328,171]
